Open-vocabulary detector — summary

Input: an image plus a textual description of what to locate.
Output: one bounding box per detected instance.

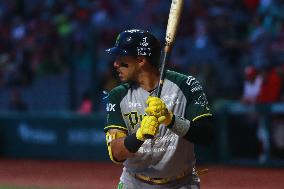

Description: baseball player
[104,29,213,189]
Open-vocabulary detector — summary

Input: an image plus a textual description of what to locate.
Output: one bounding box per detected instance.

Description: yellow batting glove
[145,96,173,126]
[136,116,159,141]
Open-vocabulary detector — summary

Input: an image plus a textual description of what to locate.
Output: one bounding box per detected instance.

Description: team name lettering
[124,112,145,129]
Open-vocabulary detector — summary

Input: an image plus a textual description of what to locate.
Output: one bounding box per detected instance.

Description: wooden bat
[156,0,184,97]
[145,0,184,139]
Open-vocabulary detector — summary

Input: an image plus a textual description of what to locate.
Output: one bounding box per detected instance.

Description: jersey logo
[186,76,203,92]
[194,93,209,107]
[186,76,195,86]
[106,103,116,112]
[124,112,145,129]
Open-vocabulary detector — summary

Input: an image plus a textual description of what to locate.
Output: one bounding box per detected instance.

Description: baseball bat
[157,0,184,97]
[145,0,184,139]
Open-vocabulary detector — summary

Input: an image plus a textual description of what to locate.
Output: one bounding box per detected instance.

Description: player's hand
[136,116,159,141]
[145,96,173,126]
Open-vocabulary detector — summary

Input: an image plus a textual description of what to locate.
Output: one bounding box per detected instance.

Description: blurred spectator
[171,17,219,70]
[0,0,283,112]
[247,14,270,69]
[8,88,28,111]
[0,53,10,86]
[269,19,284,65]
[243,0,260,11]
[276,64,284,101]
[241,65,263,104]
[255,64,283,162]
[77,90,93,115]
[257,65,282,103]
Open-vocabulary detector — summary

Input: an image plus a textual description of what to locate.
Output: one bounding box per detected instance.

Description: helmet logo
[140,37,149,47]
[137,47,151,56]
[108,30,158,57]
[137,36,151,56]
[126,37,132,42]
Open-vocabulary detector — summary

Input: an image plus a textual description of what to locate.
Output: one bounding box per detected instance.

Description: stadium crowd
[0,0,284,112]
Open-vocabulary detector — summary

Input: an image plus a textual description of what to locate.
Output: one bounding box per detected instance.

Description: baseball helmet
[106,29,161,60]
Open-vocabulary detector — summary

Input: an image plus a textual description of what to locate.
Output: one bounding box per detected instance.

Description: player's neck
[137,68,160,92]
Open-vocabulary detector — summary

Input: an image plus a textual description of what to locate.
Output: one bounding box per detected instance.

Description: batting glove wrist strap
[167,114,176,128]
[168,115,190,137]
[157,111,174,127]
[124,133,144,153]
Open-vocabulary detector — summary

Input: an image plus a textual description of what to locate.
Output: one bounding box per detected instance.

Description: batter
[104,29,213,189]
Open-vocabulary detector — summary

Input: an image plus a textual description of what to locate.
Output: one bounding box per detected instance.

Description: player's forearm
[110,137,136,161]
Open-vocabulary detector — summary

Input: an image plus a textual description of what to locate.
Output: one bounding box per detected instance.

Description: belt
[130,171,189,185]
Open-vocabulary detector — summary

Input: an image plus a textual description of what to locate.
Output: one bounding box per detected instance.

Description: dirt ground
[0,159,283,189]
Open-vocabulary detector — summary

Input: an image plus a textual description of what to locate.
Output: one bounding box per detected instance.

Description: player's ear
[137,56,147,67]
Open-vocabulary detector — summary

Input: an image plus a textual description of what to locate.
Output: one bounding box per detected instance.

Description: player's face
[113,56,140,82]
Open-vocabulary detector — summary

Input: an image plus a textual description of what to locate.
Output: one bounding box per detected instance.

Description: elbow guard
[106,130,127,164]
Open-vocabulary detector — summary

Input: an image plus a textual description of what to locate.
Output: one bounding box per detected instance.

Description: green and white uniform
[104,70,212,189]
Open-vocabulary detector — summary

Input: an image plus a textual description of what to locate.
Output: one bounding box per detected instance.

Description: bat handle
[157,46,170,98]
[144,48,171,140]
[144,134,154,139]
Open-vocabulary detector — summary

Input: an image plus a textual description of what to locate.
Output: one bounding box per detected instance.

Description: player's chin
[117,73,124,80]
[119,75,127,82]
